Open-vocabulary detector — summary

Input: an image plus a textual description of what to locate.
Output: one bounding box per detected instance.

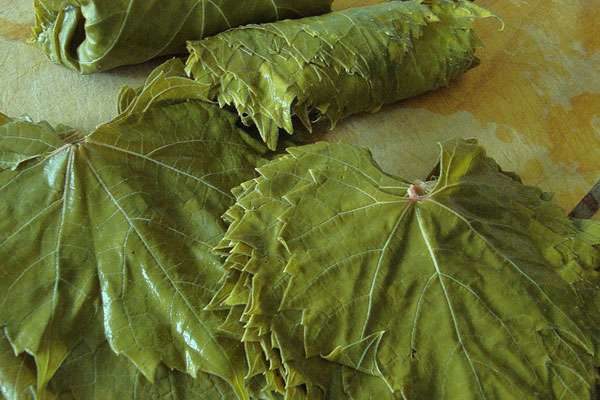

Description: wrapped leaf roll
[32,0,333,73]
[186,0,493,150]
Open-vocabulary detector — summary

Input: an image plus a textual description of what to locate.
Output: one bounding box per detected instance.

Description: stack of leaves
[4,1,598,398]
[32,0,333,73]
[210,140,600,399]
[0,61,271,399]
[186,0,493,149]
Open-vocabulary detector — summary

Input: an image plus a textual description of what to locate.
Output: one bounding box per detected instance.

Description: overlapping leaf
[186,0,492,149]
[207,153,359,398]
[32,0,333,73]
[209,143,417,398]
[0,334,39,400]
[0,64,267,398]
[214,140,600,399]
[0,117,73,171]
[1,322,237,400]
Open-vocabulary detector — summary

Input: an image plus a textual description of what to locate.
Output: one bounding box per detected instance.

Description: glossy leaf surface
[1,324,237,400]
[0,68,266,398]
[0,334,39,400]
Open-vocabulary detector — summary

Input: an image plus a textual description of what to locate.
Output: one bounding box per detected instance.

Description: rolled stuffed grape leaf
[32,0,333,73]
[186,0,493,150]
[215,140,600,399]
[0,68,267,398]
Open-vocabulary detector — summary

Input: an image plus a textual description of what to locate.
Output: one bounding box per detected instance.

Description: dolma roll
[32,0,333,73]
[186,0,493,150]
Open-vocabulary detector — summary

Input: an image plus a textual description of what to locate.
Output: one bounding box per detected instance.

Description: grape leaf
[0,118,73,171]
[208,179,321,396]
[45,313,237,400]
[32,0,333,73]
[1,322,237,400]
[186,0,493,150]
[50,345,236,399]
[209,144,415,398]
[0,334,40,400]
[115,58,214,119]
[0,70,267,397]
[216,140,600,399]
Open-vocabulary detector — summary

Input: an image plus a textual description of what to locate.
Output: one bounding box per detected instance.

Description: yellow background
[1,0,599,214]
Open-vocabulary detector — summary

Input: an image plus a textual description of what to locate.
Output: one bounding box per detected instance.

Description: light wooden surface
[1,0,598,215]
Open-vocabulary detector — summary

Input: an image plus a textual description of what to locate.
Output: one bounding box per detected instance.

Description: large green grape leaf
[0,72,266,397]
[216,140,600,399]
[278,140,599,399]
[186,0,493,150]
[32,0,333,73]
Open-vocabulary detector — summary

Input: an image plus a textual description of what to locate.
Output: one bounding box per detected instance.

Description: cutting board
[1,0,599,215]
